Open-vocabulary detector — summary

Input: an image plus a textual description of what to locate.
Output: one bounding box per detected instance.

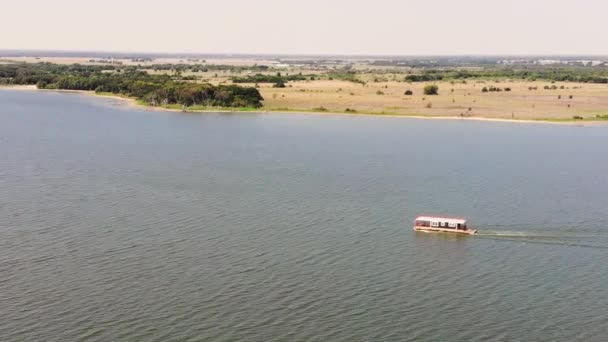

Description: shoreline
[2,85,607,126]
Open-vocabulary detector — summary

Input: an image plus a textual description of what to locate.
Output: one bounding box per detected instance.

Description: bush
[345,108,357,113]
[504,87,511,91]
[376,90,385,95]
[313,106,328,112]
[405,74,443,82]
[573,115,584,120]
[273,80,286,88]
[483,86,503,92]
[404,90,413,95]
[423,84,439,95]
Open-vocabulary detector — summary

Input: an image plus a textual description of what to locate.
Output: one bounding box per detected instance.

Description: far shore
[2,84,607,126]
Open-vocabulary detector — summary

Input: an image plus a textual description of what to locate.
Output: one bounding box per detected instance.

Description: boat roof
[415,216,467,224]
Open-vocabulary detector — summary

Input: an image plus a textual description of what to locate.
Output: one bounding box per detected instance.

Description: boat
[413,216,478,235]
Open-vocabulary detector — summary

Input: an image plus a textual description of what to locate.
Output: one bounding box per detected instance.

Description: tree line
[0,63,263,108]
[327,71,366,84]
[140,64,270,73]
[231,73,309,84]
[404,68,608,83]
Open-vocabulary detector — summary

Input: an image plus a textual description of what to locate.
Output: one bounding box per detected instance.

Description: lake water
[1,90,607,341]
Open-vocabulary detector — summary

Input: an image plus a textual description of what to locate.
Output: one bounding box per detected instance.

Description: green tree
[423,84,439,95]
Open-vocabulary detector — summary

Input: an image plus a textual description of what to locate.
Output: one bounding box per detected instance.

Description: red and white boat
[413,216,477,235]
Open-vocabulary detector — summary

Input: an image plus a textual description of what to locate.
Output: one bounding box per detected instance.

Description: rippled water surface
[1,90,608,341]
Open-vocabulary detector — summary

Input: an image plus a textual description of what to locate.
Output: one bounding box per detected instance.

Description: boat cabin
[414,216,477,235]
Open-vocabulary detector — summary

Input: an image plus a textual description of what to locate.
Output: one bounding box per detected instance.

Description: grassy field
[2,56,608,120]
[253,80,608,120]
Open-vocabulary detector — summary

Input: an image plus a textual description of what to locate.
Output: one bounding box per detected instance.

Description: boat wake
[474,229,608,249]
[475,230,589,238]
[476,231,535,237]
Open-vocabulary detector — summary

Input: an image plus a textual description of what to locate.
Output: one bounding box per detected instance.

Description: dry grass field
[255,80,608,120]
[2,56,607,120]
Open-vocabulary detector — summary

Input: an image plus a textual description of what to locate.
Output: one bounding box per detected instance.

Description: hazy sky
[2,0,606,55]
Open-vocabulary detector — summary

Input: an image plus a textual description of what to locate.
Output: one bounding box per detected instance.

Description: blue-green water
[1,90,607,341]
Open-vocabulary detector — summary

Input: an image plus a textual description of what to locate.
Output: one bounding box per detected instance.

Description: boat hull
[414,226,477,235]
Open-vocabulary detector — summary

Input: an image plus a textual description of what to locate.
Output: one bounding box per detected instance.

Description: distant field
[0,56,277,66]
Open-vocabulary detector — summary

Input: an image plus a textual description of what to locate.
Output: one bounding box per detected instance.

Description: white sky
[1,0,606,55]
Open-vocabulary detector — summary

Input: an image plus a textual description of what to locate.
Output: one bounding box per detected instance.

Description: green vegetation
[405,73,444,82]
[405,68,608,83]
[327,71,366,85]
[0,63,263,108]
[423,84,439,95]
[272,79,286,88]
[0,62,116,85]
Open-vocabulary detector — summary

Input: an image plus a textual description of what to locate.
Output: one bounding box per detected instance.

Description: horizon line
[1,49,608,59]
